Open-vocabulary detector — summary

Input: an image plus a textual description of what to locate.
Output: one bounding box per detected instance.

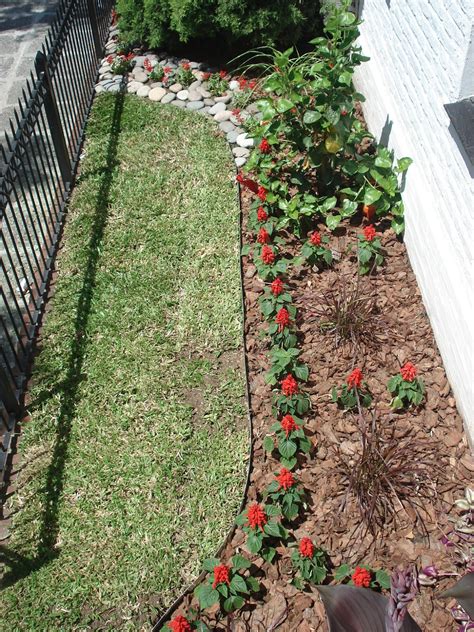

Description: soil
[167,186,473,631]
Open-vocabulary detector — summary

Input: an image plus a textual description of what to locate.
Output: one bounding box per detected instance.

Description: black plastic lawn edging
[151,170,253,631]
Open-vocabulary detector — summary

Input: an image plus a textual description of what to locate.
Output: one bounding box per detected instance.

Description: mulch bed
[170,182,473,631]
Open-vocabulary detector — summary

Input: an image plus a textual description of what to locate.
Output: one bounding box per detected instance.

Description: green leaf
[276,98,294,113]
[397,157,413,172]
[303,110,321,124]
[340,11,356,26]
[195,623,210,632]
[334,564,352,581]
[241,244,251,256]
[230,574,249,595]
[202,557,222,572]
[264,521,282,538]
[374,155,392,170]
[294,364,309,381]
[262,546,276,563]
[246,576,260,593]
[195,584,219,609]
[326,214,341,231]
[263,435,274,453]
[375,569,391,590]
[232,554,252,570]
[246,532,262,554]
[387,376,399,392]
[281,456,297,470]
[338,71,352,86]
[279,438,297,458]
[363,187,382,205]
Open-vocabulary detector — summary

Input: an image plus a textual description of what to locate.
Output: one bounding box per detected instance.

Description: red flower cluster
[212,564,230,589]
[144,58,152,73]
[106,54,114,65]
[310,231,321,246]
[299,537,314,559]
[363,225,376,242]
[181,62,191,71]
[125,52,135,61]
[257,206,268,222]
[400,362,417,382]
[163,66,173,74]
[257,186,267,201]
[202,71,211,81]
[249,79,257,90]
[271,278,283,296]
[341,108,348,116]
[236,173,259,193]
[259,138,271,154]
[281,374,298,396]
[276,307,290,331]
[261,245,275,265]
[246,503,267,531]
[257,227,270,244]
[352,566,372,588]
[276,467,295,490]
[219,69,227,78]
[347,368,363,389]
[238,76,248,89]
[169,615,192,632]
[280,414,299,437]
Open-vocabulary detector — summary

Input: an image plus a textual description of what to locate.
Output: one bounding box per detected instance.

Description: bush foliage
[116,0,321,51]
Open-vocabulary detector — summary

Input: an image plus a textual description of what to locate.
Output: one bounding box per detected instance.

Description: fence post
[0,365,19,415]
[86,0,103,59]
[34,51,72,186]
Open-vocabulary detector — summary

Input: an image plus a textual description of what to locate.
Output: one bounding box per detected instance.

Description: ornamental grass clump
[291,537,329,587]
[265,467,305,520]
[236,503,288,563]
[332,367,372,410]
[388,362,425,409]
[194,555,259,613]
[264,413,311,469]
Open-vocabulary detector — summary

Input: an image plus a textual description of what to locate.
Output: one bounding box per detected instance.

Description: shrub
[116,0,322,51]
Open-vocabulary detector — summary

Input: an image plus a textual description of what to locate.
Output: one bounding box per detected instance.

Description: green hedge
[116,0,322,52]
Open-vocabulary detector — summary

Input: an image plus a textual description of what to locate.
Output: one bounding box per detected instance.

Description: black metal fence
[0,0,114,482]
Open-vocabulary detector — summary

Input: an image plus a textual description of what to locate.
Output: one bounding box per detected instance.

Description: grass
[0,94,248,630]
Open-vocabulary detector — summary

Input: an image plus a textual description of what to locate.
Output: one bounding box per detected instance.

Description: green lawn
[0,94,248,630]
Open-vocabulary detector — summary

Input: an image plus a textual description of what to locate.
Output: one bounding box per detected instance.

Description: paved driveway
[0,0,57,149]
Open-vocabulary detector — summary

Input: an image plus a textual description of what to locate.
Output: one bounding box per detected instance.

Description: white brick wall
[353,0,474,445]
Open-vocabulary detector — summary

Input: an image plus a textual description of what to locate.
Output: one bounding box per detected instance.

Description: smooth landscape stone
[149,86,167,101]
[189,61,200,69]
[187,90,203,101]
[133,56,147,67]
[227,130,240,143]
[232,146,250,157]
[95,84,105,93]
[197,106,211,115]
[171,99,186,107]
[137,85,151,97]
[229,80,240,90]
[189,80,202,90]
[214,110,232,122]
[235,157,247,167]
[203,98,215,106]
[99,64,112,75]
[246,102,260,114]
[236,133,254,148]
[133,70,148,83]
[214,94,232,104]
[127,82,141,93]
[177,89,189,100]
[100,72,113,80]
[230,114,246,126]
[219,120,235,133]
[161,92,176,104]
[209,102,226,115]
[150,82,163,88]
[108,84,121,93]
[199,88,211,98]
[169,83,182,93]
[187,100,204,110]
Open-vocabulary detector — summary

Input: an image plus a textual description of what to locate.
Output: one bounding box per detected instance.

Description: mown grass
[0,94,248,630]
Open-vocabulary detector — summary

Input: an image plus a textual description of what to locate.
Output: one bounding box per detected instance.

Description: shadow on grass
[0,91,125,588]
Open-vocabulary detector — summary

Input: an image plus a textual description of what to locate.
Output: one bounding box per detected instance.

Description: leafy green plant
[108,53,135,74]
[207,71,229,96]
[194,555,259,613]
[258,277,293,321]
[387,362,424,409]
[264,413,311,469]
[266,347,308,385]
[273,373,310,416]
[331,367,372,410]
[148,64,165,81]
[266,308,298,349]
[291,537,329,587]
[236,502,288,563]
[176,62,194,87]
[358,225,384,274]
[166,613,209,631]
[264,468,305,520]
[334,564,390,590]
[295,230,333,268]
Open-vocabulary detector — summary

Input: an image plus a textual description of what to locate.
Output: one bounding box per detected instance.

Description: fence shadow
[0,90,125,588]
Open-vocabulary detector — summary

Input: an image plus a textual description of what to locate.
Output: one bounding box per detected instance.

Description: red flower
[257,186,267,201]
[341,108,348,116]
[281,374,298,396]
[310,231,321,246]
[246,503,267,531]
[238,76,248,89]
[276,467,295,490]
[162,75,169,85]
[219,69,227,78]
[181,62,191,71]
[249,79,257,90]
[347,368,363,389]
[212,564,231,589]
[144,58,152,72]
[257,207,268,222]
[270,278,283,296]
[400,362,417,382]
[299,537,314,559]
[126,52,135,61]
[261,245,275,265]
[259,138,271,154]
[280,414,299,437]
[163,66,172,74]
[236,172,259,193]
[168,615,192,632]
[352,567,372,588]
[202,71,211,81]
[257,227,270,244]
[276,307,290,331]
[363,225,376,242]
